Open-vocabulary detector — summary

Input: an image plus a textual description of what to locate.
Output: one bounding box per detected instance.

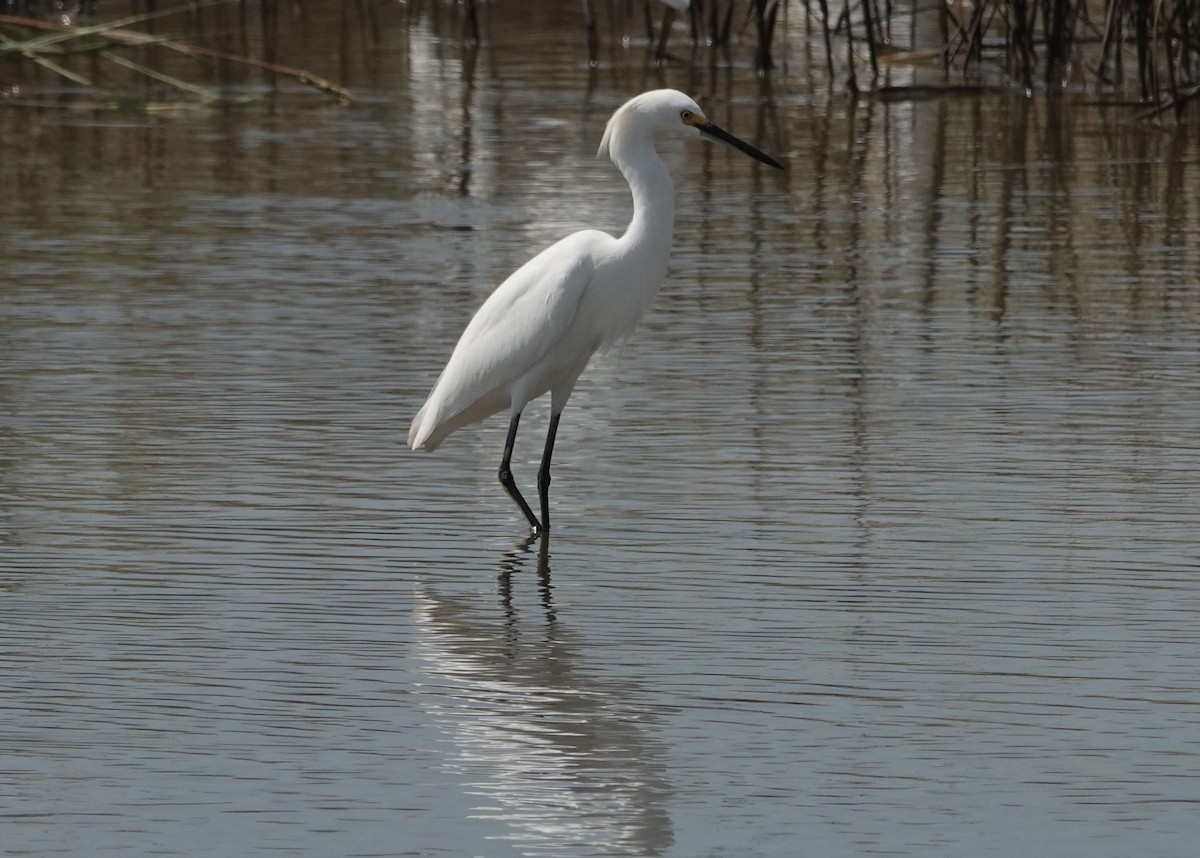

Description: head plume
[597,89,701,165]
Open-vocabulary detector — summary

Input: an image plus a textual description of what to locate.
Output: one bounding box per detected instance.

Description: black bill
[698,121,784,170]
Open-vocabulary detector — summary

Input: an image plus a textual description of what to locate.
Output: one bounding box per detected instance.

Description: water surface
[2,5,1199,857]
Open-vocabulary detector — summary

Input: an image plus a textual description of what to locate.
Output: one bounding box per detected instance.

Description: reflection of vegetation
[936,0,1200,118]
[2,1,1197,118]
[0,3,353,108]
[592,0,1199,118]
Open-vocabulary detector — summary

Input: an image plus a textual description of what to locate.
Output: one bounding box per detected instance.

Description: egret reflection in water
[411,543,674,855]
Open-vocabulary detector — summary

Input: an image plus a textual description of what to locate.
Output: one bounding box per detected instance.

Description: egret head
[598,89,783,172]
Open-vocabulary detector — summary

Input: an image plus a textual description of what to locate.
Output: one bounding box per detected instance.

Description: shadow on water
[410,535,674,856]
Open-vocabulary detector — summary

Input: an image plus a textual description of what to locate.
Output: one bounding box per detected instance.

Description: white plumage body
[409,93,678,453]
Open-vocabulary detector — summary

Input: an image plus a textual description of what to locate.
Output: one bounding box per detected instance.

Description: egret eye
[681,110,693,122]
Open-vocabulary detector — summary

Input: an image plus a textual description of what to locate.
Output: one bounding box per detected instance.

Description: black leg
[537,411,561,533]
[498,411,541,532]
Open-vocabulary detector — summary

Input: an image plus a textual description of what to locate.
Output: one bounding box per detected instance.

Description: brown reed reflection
[3,1,1199,117]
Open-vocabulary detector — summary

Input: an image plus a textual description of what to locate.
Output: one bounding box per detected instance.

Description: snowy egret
[409,89,783,534]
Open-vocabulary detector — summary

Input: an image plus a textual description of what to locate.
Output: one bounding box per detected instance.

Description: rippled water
[3,5,1200,857]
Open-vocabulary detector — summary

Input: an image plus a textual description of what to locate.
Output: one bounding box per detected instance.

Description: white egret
[409,89,783,534]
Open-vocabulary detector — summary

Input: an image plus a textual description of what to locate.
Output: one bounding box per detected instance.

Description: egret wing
[409,231,607,450]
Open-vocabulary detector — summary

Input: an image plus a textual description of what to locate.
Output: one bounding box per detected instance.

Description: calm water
[3,5,1200,857]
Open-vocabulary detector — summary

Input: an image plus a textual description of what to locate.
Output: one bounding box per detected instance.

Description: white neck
[611,132,676,260]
